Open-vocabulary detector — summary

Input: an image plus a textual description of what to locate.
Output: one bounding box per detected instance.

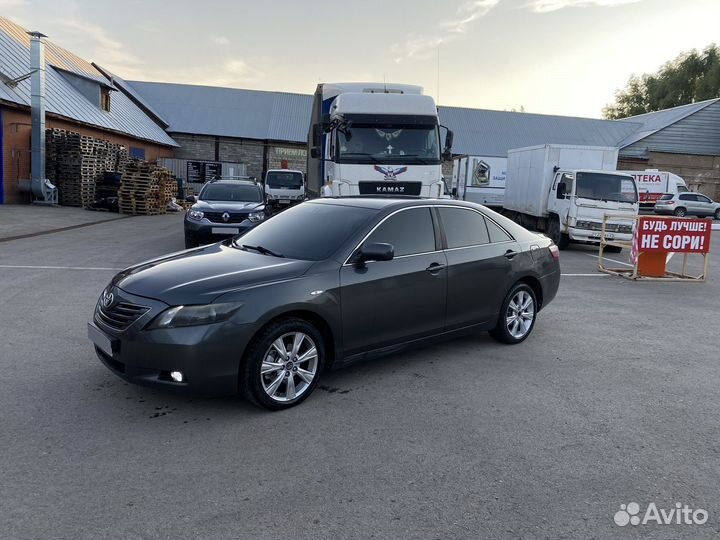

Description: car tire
[605,245,623,253]
[489,283,538,345]
[240,318,325,411]
[714,209,720,220]
[673,207,687,217]
[547,217,570,250]
[184,233,198,249]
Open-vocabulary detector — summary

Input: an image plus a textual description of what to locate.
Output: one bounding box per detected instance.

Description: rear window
[659,194,674,200]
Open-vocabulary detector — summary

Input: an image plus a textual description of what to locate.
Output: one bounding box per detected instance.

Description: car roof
[307,196,486,211]
[204,179,259,186]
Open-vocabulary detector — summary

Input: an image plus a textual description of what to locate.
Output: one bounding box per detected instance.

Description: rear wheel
[673,207,687,217]
[547,217,570,250]
[490,283,538,345]
[240,318,325,410]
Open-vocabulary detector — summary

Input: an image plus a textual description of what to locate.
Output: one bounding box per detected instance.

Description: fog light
[170,371,184,383]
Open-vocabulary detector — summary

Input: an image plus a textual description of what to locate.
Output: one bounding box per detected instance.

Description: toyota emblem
[222,212,230,222]
[102,290,114,308]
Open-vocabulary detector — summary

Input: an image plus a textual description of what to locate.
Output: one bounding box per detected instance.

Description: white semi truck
[451,155,508,208]
[615,169,688,209]
[503,144,639,251]
[306,82,453,198]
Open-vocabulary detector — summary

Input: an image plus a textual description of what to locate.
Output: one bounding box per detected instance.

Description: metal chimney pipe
[29,31,47,185]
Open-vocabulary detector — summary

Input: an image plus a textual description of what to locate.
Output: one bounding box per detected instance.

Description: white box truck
[263,169,305,209]
[451,155,507,208]
[616,169,688,208]
[504,144,639,251]
[306,82,453,198]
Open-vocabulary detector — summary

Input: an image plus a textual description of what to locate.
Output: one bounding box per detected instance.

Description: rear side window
[679,194,695,201]
[485,218,513,243]
[365,208,436,257]
[438,207,490,248]
[659,193,674,200]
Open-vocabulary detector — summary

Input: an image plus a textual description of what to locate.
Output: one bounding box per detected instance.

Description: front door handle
[426,263,446,274]
[504,250,519,260]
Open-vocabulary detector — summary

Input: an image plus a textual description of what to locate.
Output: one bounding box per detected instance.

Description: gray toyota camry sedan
[89,198,560,410]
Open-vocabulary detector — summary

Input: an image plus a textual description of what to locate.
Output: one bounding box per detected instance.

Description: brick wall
[619,151,720,200]
[1,106,173,204]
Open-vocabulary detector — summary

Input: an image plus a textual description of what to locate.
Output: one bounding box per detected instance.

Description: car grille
[204,211,248,224]
[95,301,150,332]
[579,221,633,234]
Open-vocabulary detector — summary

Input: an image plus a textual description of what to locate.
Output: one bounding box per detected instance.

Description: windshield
[336,124,440,164]
[233,203,377,261]
[575,173,638,204]
[266,171,303,189]
[200,184,262,202]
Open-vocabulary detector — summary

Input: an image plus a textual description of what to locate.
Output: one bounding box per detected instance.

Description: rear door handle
[504,250,519,260]
[426,263,446,274]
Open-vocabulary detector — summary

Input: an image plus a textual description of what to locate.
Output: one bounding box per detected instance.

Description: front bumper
[184,217,258,244]
[567,226,633,243]
[88,289,255,396]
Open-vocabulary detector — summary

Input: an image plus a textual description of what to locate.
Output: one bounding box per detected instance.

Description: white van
[616,170,688,209]
[264,169,305,209]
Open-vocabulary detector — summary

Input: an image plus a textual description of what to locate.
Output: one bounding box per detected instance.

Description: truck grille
[204,211,248,224]
[95,301,149,332]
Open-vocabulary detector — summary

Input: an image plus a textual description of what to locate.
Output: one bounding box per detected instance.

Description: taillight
[665,200,676,205]
[549,244,560,260]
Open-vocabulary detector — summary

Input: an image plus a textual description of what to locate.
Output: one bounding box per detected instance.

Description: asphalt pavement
[0,212,718,539]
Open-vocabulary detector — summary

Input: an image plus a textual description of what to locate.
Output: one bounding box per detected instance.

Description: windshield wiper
[241,244,284,258]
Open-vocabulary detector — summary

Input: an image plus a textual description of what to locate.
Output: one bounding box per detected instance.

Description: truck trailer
[306,82,452,198]
[503,144,639,251]
[451,155,507,208]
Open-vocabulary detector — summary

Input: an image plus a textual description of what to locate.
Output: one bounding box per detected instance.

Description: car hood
[193,201,264,212]
[114,243,313,305]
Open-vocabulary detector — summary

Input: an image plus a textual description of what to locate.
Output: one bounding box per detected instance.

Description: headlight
[148,302,243,329]
[248,210,265,223]
[188,209,204,220]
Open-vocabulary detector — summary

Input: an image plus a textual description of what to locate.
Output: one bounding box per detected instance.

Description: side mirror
[310,147,321,159]
[557,182,566,199]
[185,195,195,203]
[355,243,394,265]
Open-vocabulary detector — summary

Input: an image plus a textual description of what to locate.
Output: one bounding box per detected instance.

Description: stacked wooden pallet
[45,128,128,207]
[118,159,175,215]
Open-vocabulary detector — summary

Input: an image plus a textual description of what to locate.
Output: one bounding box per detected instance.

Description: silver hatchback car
[654,192,720,219]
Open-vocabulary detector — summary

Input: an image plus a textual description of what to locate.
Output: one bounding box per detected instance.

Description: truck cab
[548,169,638,248]
[264,169,305,209]
[306,83,452,198]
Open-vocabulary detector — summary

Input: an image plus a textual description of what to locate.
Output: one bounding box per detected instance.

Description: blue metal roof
[616,98,720,149]
[129,81,313,142]
[0,17,177,147]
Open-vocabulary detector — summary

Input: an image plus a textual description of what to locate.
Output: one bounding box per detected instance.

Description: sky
[1,0,718,118]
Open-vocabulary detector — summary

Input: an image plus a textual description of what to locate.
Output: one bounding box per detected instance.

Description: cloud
[211,35,230,45]
[391,0,500,63]
[527,0,641,13]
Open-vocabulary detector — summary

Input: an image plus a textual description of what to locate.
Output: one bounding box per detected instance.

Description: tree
[603,44,720,119]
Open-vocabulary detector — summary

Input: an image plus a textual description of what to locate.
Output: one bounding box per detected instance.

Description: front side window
[336,124,440,165]
[365,208,436,257]
[696,194,711,203]
[201,184,262,202]
[576,173,638,203]
[438,207,490,248]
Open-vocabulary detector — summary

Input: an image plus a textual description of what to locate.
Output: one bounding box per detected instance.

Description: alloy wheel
[506,290,535,339]
[260,332,318,402]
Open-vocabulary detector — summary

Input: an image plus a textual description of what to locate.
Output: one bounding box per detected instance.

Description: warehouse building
[0,17,177,204]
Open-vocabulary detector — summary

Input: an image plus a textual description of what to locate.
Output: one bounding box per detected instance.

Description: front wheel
[714,209,720,220]
[184,232,198,249]
[489,283,538,345]
[240,318,325,410]
[547,217,570,250]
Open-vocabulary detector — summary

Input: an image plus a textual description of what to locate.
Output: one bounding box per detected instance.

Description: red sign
[636,217,712,254]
